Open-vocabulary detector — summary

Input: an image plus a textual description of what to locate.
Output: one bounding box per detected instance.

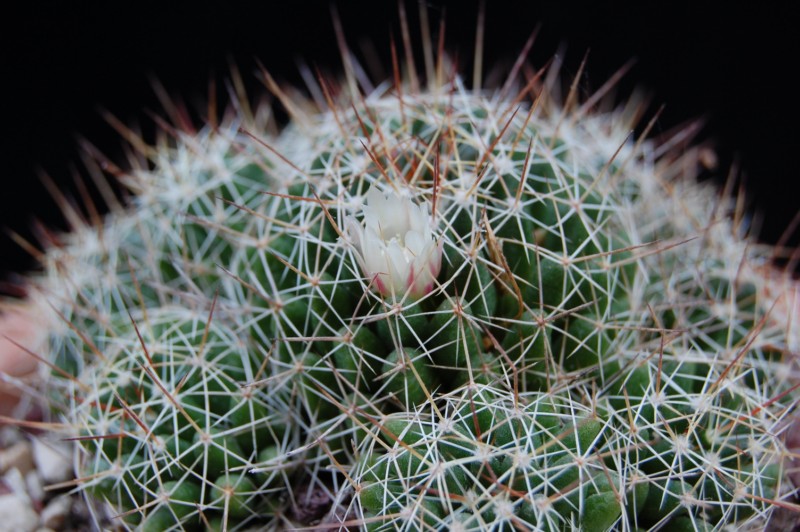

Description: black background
[2,1,798,288]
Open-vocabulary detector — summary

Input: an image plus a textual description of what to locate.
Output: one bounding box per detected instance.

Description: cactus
[22,6,799,531]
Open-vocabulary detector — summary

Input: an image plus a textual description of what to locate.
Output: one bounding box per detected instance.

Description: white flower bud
[346,187,442,299]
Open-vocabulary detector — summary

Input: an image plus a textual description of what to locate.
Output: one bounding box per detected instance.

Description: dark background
[2,1,798,289]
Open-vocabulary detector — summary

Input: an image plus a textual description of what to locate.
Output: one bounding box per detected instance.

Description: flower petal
[349,186,441,299]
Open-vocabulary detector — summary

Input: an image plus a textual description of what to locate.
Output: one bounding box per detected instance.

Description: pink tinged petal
[411,253,437,295]
[351,186,442,298]
[363,232,386,278]
[430,240,444,276]
[373,274,387,294]
[406,267,419,296]
[385,240,410,292]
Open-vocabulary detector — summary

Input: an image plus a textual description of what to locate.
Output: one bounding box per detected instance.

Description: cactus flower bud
[346,187,442,299]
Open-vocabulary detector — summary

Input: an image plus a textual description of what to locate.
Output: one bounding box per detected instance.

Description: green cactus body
[28,6,798,531]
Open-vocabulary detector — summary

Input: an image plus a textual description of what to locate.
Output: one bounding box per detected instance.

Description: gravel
[0,425,108,532]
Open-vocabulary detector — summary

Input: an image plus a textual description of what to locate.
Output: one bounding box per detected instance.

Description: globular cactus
[23,6,798,531]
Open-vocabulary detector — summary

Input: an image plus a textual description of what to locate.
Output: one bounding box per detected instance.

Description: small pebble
[26,469,45,504]
[40,494,71,530]
[31,438,72,484]
[2,466,30,498]
[0,492,39,531]
[0,426,22,447]
[0,441,33,475]
[0,430,117,531]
